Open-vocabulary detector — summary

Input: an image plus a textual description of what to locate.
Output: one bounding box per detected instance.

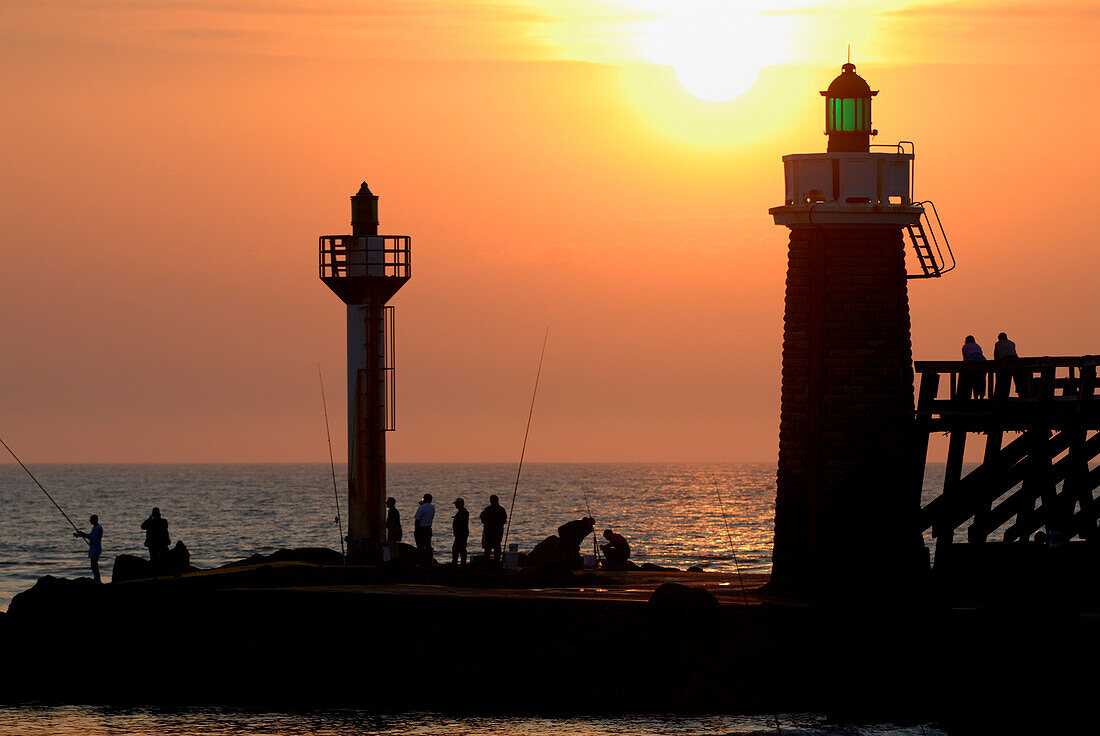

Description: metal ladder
[906,200,955,279]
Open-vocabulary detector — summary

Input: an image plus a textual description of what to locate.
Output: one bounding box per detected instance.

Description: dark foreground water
[0,707,946,735]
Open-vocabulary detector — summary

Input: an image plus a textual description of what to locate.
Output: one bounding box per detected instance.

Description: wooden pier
[914,357,1100,555]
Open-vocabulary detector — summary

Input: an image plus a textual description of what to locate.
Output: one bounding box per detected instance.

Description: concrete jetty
[2,552,1098,731]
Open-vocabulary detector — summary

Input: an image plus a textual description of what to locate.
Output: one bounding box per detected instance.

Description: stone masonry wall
[773,226,921,585]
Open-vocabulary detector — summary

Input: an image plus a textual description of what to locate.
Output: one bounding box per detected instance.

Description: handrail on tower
[906,200,956,279]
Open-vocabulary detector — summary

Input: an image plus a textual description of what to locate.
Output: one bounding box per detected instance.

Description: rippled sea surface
[0,462,784,611]
[0,707,945,735]
[0,463,954,734]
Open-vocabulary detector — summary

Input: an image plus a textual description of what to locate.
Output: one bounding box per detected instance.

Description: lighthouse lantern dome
[820,62,877,152]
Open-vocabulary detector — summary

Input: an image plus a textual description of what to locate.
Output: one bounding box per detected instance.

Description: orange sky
[1,1,1098,462]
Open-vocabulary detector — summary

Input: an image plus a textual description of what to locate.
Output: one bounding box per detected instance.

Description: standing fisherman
[73,515,104,583]
[413,493,436,567]
[385,496,402,560]
[141,507,170,571]
[452,498,470,565]
[480,495,507,564]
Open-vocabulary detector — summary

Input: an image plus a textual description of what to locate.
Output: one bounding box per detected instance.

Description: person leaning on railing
[960,335,987,399]
[993,332,1029,398]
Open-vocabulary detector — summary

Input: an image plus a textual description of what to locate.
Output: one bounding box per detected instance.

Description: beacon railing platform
[913,357,1100,552]
[319,235,411,280]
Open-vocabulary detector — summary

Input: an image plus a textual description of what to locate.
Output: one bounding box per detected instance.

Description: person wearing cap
[599,528,631,570]
[452,497,470,565]
[413,493,436,567]
[557,516,595,570]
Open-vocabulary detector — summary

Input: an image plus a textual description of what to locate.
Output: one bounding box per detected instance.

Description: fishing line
[711,474,751,606]
[318,365,346,563]
[711,473,782,735]
[1,435,88,544]
[502,327,549,553]
[581,485,600,563]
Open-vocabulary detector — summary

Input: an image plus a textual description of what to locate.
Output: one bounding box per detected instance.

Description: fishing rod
[502,328,549,553]
[581,485,600,564]
[1,435,88,545]
[317,365,346,564]
[710,474,750,606]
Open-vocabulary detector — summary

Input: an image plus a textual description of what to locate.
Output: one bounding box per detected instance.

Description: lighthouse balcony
[319,235,411,303]
[770,151,923,227]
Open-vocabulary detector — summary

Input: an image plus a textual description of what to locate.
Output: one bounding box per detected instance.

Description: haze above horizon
[2,1,1098,463]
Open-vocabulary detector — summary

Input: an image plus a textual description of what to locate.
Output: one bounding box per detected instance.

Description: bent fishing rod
[1,435,88,545]
[502,327,549,553]
[317,365,346,563]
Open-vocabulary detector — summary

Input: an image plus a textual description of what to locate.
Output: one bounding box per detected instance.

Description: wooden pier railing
[913,357,1100,555]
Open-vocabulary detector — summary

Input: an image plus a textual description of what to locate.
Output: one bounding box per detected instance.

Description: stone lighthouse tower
[768,64,949,588]
[319,183,411,560]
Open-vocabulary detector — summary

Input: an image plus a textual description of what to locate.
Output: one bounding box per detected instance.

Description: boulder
[112,554,153,583]
[223,547,345,568]
[112,541,197,582]
[524,535,567,568]
[648,583,720,617]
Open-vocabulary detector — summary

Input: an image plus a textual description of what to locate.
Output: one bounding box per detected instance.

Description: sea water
[0,462,785,611]
[0,462,950,735]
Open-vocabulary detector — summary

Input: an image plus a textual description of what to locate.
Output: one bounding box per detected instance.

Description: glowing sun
[635,2,789,102]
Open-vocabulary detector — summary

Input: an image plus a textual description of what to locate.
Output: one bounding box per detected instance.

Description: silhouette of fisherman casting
[599,528,631,570]
[141,507,170,571]
[413,493,435,567]
[479,495,507,564]
[73,514,104,583]
[452,498,470,565]
[557,517,595,570]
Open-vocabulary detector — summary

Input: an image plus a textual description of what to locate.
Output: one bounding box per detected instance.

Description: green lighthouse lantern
[821,62,877,153]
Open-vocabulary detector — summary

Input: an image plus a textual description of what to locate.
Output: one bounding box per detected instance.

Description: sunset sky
[2,1,1098,463]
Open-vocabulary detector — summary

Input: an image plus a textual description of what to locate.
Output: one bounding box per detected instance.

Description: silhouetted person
[994,331,1029,398]
[385,496,402,559]
[141,507,170,571]
[557,517,595,569]
[480,495,507,564]
[599,528,631,570]
[961,335,987,399]
[993,332,1016,360]
[413,493,435,567]
[73,514,103,583]
[452,497,470,565]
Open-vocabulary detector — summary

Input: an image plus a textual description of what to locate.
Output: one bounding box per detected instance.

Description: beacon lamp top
[319,183,411,305]
[821,62,878,153]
